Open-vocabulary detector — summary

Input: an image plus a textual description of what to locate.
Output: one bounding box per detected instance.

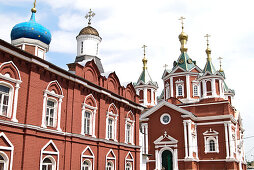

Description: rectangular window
[84,111,91,135]
[178,85,183,96]
[193,85,198,96]
[46,100,55,127]
[126,124,131,143]
[0,85,10,116]
[108,119,113,139]
[81,42,84,54]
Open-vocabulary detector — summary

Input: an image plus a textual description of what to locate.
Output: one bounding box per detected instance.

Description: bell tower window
[81,41,84,54]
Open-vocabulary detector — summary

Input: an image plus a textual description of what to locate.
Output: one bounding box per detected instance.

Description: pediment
[154,131,178,145]
[203,128,219,136]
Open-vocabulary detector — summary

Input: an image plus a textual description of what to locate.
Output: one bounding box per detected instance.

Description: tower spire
[85,9,95,26]
[178,16,188,53]
[204,34,212,61]
[31,0,37,13]
[218,57,223,72]
[142,45,148,70]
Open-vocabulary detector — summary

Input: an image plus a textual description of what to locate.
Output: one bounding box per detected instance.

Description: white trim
[106,103,118,141]
[0,44,143,111]
[125,152,134,170]
[0,132,14,170]
[81,146,94,170]
[0,81,14,119]
[40,140,59,170]
[160,113,171,125]
[203,129,219,153]
[106,149,116,170]
[0,61,22,81]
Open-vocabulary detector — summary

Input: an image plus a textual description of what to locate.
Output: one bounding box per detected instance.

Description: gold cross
[142,45,147,56]
[33,0,36,8]
[163,64,168,70]
[218,57,223,71]
[85,9,95,25]
[179,16,186,30]
[204,34,211,47]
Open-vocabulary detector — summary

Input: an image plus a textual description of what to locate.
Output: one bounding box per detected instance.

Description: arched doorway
[162,150,173,170]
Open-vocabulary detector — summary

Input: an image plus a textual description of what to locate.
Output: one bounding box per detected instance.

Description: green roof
[135,69,158,87]
[173,52,196,71]
[202,59,217,74]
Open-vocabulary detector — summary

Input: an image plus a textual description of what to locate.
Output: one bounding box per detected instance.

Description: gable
[44,143,58,152]
[0,133,13,149]
[0,61,21,80]
[140,100,195,119]
[154,131,178,145]
[82,146,94,157]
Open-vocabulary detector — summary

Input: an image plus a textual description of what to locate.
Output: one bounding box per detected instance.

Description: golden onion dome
[78,26,100,37]
[178,31,188,41]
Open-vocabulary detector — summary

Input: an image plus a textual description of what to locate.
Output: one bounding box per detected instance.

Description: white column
[183,121,188,158]
[212,78,216,97]
[41,93,47,128]
[170,77,174,97]
[187,121,193,158]
[202,80,207,98]
[186,75,190,100]
[143,87,147,106]
[145,124,148,154]
[174,149,179,170]
[114,117,118,141]
[195,123,198,159]
[11,83,20,122]
[228,123,234,158]
[224,122,229,159]
[57,98,63,131]
[155,149,159,169]
[92,109,97,137]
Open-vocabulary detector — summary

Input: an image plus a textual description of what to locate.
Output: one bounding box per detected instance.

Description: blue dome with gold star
[11,11,51,45]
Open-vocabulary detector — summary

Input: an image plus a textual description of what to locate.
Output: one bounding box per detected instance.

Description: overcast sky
[1,0,254,161]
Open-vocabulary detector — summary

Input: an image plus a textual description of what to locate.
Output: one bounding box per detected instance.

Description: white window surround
[105,149,116,170]
[42,156,56,170]
[0,151,9,170]
[0,83,13,118]
[81,146,94,170]
[175,79,184,97]
[160,113,171,125]
[0,61,22,122]
[192,84,199,97]
[106,161,114,170]
[40,140,59,170]
[41,80,64,131]
[0,132,14,170]
[82,94,97,137]
[125,152,134,170]
[125,163,132,170]
[125,111,135,144]
[45,98,58,127]
[165,83,170,99]
[105,104,118,141]
[203,129,219,153]
[82,159,92,170]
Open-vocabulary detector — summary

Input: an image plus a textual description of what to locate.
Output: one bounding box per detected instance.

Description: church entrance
[161,150,173,170]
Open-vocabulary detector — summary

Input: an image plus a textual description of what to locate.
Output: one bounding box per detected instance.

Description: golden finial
[85,9,95,26]
[204,34,211,61]
[31,0,37,13]
[218,57,223,72]
[178,16,188,53]
[142,45,148,70]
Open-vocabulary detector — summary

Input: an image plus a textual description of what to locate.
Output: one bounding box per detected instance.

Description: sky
[0,0,254,161]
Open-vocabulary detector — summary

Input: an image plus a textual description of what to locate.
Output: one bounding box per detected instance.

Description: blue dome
[11,12,51,45]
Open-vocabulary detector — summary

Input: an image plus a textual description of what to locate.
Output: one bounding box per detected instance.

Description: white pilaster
[183,121,188,158]
[202,80,207,98]
[114,117,118,141]
[155,149,159,169]
[224,122,229,159]
[174,149,179,170]
[186,74,190,100]
[41,93,47,128]
[57,98,63,131]
[195,123,198,159]
[145,124,148,154]
[92,109,97,137]
[170,77,173,97]
[143,87,147,106]
[187,120,193,158]
[11,83,20,122]
[219,79,223,98]
[228,123,234,158]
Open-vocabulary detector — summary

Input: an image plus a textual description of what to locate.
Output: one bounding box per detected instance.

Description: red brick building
[138,23,246,169]
[0,7,143,170]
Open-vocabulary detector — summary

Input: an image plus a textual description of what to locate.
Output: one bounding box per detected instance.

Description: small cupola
[10,0,51,59]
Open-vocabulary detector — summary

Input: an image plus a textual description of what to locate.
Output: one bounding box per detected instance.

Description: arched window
[46,99,57,127]
[82,160,91,170]
[42,157,55,170]
[0,85,10,117]
[209,140,215,151]
[107,118,114,139]
[125,162,132,170]
[84,111,91,135]
[193,85,198,96]
[177,85,183,96]
[0,153,7,170]
[81,42,84,54]
[106,161,114,170]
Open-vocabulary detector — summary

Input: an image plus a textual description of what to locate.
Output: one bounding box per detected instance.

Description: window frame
[106,161,114,170]
[0,84,12,117]
[45,98,58,127]
[193,84,199,96]
[82,159,92,170]
[42,156,56,170]
[83,110,92,135]
[105,104,118,141]
[203,131,219,154]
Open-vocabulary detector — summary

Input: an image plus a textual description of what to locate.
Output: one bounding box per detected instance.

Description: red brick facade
[0,39,143,170]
